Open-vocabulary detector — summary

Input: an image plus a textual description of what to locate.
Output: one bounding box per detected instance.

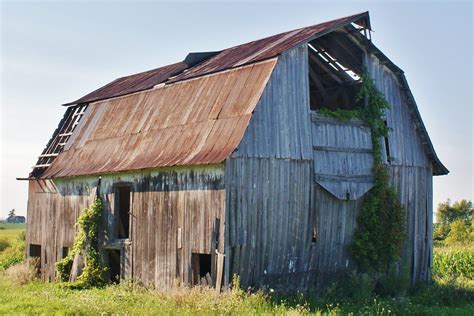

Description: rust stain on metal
[65,62,188,105]
[42,59,277,178]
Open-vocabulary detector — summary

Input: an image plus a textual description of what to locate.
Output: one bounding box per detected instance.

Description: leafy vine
[318,71,406,273]
[56,196,108,288]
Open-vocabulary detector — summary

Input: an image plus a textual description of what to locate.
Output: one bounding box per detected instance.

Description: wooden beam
[38,153,59,158]
[308,48,343,84]
[314,174,373,183]
[308,63,329,102]
[32,164,51,168]
[313,145,373,154]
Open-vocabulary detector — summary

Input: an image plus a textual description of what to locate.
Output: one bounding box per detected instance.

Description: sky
[0,0,472,219]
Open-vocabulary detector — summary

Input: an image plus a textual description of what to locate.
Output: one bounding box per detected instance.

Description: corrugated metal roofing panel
[66,62,188,105]
[42,58,277,178]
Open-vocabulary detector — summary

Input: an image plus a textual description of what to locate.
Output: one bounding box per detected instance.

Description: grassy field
[0,223,26,243]
[0,224,473,315]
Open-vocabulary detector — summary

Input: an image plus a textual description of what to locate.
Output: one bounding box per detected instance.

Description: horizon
[1,1,473,218]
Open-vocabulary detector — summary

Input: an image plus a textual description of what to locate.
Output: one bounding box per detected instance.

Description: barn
[23,12,448,291]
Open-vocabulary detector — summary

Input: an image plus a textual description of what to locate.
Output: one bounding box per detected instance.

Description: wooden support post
[210,218,220,286]
[215,251,225,294]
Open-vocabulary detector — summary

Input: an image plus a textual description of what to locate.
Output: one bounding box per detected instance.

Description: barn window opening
[107,249,121,283]
[62,247,69,259]
[307,30,364,112]
[191,253,212,285]
[311,226,318,243]
[29,244,41,273]
[384,120,391,163]
[115,185,131,239]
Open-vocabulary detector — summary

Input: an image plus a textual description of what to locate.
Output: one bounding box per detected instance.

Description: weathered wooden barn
[24,12,448,291]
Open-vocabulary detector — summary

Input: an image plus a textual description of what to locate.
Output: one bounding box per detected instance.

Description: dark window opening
[29,244,41,273]
[107,249,121,284]
[311,226,318,243]
[29,244,41,257]
[191,253,212,285]
[384,120,391,163]
[62,247,69,259]
[307,30,364,112]
[115,185,131,239]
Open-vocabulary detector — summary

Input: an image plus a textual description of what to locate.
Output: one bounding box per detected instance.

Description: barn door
[311,113,374,200]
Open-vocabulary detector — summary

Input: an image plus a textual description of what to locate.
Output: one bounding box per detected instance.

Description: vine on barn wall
[56,196,108,288]
[319,71,406,274]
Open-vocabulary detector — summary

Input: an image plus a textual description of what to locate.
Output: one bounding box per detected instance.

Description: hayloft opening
[191,253,212,285]
[307,30,364,111]
[115,185,131,239]
[107,249,121,284]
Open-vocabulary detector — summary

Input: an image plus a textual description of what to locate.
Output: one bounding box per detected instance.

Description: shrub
[0,231,25,270]
[446,220,472,245]
[375,263,410,297]
[0,238,10,252]
[5,259,38,285]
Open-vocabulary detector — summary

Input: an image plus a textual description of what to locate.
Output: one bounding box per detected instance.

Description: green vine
[318,108,363,122]
[56,196,108,288]
[319,71,406,274]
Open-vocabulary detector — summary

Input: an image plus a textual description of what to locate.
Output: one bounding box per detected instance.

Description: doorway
[107,249,121,283]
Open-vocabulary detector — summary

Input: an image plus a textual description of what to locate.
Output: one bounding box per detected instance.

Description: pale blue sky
[1,1,472,218]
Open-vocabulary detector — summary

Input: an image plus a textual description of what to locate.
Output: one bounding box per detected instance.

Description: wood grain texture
[27,165,225,288]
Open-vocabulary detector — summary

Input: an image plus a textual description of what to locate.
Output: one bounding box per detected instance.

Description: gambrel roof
[32,12,448,179]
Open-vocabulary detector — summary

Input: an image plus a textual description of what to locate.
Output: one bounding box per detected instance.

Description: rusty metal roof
[65,62,188,105]
[42,59,277,178]
[65,12,369,106]
[169,12,369,83]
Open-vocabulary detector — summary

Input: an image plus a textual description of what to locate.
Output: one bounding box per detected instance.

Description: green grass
[0,223,472,315]
[0,224,26,271]
[0,273,472,315]
[0,223,26,244]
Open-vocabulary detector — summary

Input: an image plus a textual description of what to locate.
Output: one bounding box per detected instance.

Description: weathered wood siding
[225,158,313,290]
[225,46,314,290]
[232,45,313,160]
[310,185,363,286]
[311,113,374,200]
[225,43,435,291]
[27,165,225,287]
[309,113,371,287]
[27,179,94,281]
[367,54,433,282]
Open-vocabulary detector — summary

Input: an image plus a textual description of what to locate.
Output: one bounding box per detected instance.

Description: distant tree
[446,220,471,245]
[435,199,473,244]
[437,200,472,226]
[7,209,16,219]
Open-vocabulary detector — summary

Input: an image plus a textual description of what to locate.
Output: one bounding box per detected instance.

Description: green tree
[446,220,470,245]
[435,199,473,244]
